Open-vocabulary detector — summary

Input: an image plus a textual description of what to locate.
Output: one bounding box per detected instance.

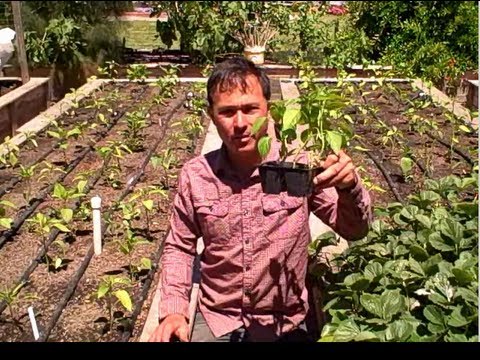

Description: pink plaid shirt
[159,141,372,340]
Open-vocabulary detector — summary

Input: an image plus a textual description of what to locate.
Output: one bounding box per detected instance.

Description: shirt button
[243,209,248,216]
[245,265,251,271]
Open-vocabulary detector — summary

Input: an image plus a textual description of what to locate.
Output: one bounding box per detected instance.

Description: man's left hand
[313,150,357,190]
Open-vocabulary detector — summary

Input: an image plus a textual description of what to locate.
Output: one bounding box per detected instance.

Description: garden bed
[0,73,208,341]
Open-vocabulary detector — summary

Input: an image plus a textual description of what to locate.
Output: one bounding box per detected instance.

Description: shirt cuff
[159,297,190,323]
[336,172,364,202]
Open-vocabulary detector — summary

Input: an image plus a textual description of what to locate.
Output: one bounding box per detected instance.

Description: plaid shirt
[159,141,372,340]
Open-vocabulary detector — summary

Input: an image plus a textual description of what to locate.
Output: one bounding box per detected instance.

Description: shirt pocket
[195,200,230,244]
[261,195,305,242]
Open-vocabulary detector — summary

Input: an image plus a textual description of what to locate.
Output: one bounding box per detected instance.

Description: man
[149,57,372,342]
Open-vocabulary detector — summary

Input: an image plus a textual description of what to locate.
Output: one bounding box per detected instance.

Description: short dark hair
[206,57,271,108]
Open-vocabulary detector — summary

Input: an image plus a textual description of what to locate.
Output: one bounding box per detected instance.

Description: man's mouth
[233,134,251,140]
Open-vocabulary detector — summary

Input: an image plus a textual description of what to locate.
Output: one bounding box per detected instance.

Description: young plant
[0,200,15,230]
[0,282,35,325]
[97,60,119,79]
[122,109,149,152]
[0,137,20,169]
[96,141,132,188]
[150,148,178,189]
[96,275,132,332]
[46,238,69,272]
[128,185,168,237]
[400,156,415,183]
[126,64,150,83]
[26,213,70,271]
[47,120,83,164]
[17,164,38,205]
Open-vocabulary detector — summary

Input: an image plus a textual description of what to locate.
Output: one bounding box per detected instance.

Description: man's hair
[207,57,271,108]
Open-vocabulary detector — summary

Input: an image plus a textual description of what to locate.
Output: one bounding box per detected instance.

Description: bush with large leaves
[312,174,478,342]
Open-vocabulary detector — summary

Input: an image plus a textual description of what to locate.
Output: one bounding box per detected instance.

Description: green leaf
[251,116,267,135]
[380,289,406,321]
[141,257,152,270]
[458,125,471,133]
[142,200,154,211]
[447,306,469,328]
[451,268,474,286]
[353,331,379,342]
[415,214,432,229]
[60,208,73,223]
[385,320,414,342]
[52,223,70,233]
[424,305,444,325]
[360,293,382,318]
[343,273,370,291]
[445,332,468,342]
[114,290,132,312]
[53,183,66,198]
[257,136,272,159]
[429,232,455,252]
[0,200,15,208]
[54,258,62,269]
[400,157,414,174]
[409,258,425,277]
[97,283,109,299]
[282,108,300,131]
[410,245,429,262]
[455,288,478,306]
[325,131,344,155]
[440,219,464,243]
[333,319,360,342]
[0,218,12,230]
[364,263,383,281]
[453,202,478,217]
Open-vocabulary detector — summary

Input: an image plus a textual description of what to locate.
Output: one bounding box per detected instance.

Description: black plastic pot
[259,161,322,197]
[259,162,286,194]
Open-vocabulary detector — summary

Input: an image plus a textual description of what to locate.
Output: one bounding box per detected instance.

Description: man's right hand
[149,314,190,342]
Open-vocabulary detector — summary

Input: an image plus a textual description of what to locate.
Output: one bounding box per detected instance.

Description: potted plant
[233,20,277,65]
[252,84,353,197]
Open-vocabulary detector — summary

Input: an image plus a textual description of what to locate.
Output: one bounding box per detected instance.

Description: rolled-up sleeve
[309,172,372,241]
[158,165,200,321]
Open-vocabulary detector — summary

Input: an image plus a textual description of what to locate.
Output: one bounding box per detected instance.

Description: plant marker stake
[91,196,102,256]
[28,306,40,340]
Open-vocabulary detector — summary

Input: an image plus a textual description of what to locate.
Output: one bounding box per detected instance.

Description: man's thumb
[175,324,190,342]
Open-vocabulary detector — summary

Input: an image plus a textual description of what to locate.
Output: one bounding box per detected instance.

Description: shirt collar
[212,140,281,178]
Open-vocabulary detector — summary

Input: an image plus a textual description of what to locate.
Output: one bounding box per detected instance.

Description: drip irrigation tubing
[119,111,209,342]
[0,83,132,199]
[37,95,185,342]
[353,139,405,205]
[0,86,150,250]
[382,86,476,166]
[0,156,109,315]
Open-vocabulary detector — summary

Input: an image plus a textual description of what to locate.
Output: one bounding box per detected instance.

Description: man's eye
[244,107,258,114]
[220,110,235,117]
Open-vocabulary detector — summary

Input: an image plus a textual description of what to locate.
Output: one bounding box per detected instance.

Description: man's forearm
[158,241,195,322]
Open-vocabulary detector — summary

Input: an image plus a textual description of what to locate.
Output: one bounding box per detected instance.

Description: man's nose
[234,110,247,129]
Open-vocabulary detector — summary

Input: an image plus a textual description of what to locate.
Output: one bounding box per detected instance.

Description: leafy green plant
[253,83,352,167]
[128,185,168,237]
[27,213,70,271]
[17,164,38,205]
[96,141,132,188]
[316,173,478,342]
[96,275,132,332]
[122,110,149,152]
[0,282,36,324]
[0,200,15,230]
[97,60,119,79]
[150,148,178,189]
[47,120,83,164]
[400,157,415,183]
[126,64,150,83]
[0,137,20,169]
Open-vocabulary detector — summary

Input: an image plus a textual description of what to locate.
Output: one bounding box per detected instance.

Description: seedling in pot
[252,84,352,197]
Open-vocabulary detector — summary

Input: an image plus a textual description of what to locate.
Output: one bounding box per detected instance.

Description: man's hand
[149,314,190,342]
[313,150,357,190]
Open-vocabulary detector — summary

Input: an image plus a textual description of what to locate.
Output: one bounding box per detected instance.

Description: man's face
[208,75,268,158]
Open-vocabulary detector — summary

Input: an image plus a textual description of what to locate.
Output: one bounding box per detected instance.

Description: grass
[114,20,180,50]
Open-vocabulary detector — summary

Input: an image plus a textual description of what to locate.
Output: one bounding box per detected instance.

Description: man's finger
[175,324,190,342]
[160,322,174,342]
[319,153,339,169]
[318,163,356,189]
[313,160,348,185]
